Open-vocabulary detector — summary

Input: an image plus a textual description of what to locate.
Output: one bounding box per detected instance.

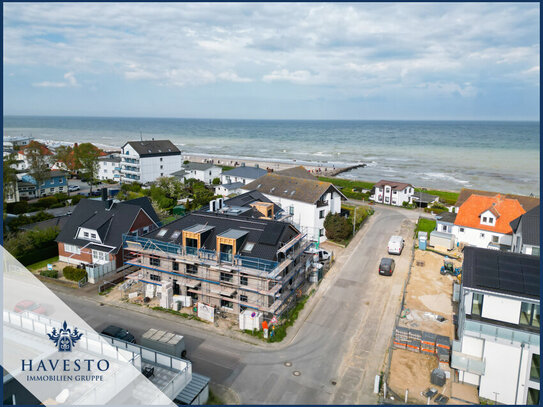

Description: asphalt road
[55,205,419,404]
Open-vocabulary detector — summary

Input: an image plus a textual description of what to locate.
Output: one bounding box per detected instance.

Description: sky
[3,2,540,120]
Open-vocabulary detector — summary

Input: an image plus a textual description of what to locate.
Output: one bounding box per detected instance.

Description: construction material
[430,368,446,387]
[434,394,449,404]
[421,387,438,399]
[239,310,263,331]
[436,334,451,350]
[141,328,187,359]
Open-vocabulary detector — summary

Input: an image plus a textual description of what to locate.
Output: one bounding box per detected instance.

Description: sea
[3,116,540,196]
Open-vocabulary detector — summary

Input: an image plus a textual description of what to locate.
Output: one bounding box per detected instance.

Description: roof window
[157,229,167,237]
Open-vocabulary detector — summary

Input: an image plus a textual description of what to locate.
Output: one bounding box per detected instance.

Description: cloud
[263,69,314,84]
[33,71,79,87]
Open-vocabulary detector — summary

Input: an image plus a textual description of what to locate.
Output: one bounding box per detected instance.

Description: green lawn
[415,188,459,205]
[415,218,436,237]
[318,176,375,190]
[161,215,178,225]
[27,256,59,271]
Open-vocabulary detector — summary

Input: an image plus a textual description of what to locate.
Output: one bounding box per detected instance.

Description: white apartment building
[242,173,346,242]
[453,247,539,405]
[97,154,121,181]
[220,164,268,185]
[120,140,182,184]
[183,162,222,184]
[370,180,414,206]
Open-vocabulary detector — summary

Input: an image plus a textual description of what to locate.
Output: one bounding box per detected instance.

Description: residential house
[452,247,539,405]
[16,141,53,171]
[120,140,182,183]
[436,211,457,234]
[275,166,317,180]
[123,210,312,319]
[16,181,37,200]
[182,162,222,184]
[97,154,121,181]
[171,169,188,183]
[452,194,525,250]
[370,180,415,206]
[241,173,346,242]
[206,190,284,220]
[411,190,439,208]
[220,164,268,185]
[21,171,68,197]
[214,182,245,197]
[56,195,160,275]
[510,205,540,256]
[455,188,540,212]
[3,136,33,150]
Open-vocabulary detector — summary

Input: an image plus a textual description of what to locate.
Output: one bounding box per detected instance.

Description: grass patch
[99,286,115,296]
[206,390,225,405]
[415,188,459,206]
[220,165,234,171]
[161,215,178,225]
[415,218,436,237]
[151,306,206,322]
[27,256,59,272]
[318,176,374,200]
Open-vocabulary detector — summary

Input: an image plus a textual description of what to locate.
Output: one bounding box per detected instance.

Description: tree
[25,142,52,197]
[323,213,352,242]
[77,143,101,195]
[212,177,221,185]
[53,145,75,172]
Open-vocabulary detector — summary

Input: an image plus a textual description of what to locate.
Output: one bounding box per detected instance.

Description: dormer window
[488,218,493,224]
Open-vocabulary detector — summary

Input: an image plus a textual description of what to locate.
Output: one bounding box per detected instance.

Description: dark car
[101,325,136,343]
[379,258,395,276]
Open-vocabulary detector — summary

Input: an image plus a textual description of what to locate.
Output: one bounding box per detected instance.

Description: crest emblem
[47,321,83,352]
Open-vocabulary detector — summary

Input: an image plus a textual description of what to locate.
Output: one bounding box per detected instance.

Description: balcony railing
[316,200,329,208]
[451,340,486,375]
[464,317,540,346]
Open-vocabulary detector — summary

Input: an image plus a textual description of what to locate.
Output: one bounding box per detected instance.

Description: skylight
[171,231,181,240]
[243,242,255,252]
[157,229,167,237]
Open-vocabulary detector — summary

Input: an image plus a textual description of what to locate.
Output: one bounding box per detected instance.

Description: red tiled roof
[455,188,539,211]
[454,194,526,234]
[18,141,53,156]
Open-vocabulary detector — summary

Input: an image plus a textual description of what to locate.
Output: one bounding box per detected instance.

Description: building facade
[510,205,540,256]
[370,180,415,206]
[220,164,268,185]
[98,155,121,181]
[452,247,539,405]
[123,210,313,319]
[183,162,222,184]
[120,140,182,184]
[21,171,68,197]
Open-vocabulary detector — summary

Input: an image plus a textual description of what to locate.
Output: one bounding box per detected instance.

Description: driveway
[53,205,419,404]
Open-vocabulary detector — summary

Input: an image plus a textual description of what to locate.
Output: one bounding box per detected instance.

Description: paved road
[55,205,419,404]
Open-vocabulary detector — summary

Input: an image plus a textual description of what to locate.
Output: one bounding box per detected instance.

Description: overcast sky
[3,2,540,120]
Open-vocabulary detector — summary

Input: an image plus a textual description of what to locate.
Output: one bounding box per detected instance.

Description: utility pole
[352,206,357,236]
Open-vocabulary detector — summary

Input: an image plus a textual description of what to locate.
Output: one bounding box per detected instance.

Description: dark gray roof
[56,197,159,254]
[276,166,317,180]
[171,169,188,177]
[20,215,70,231]
[218,182,244,190]
[462,246,540,300]
[144,212,300,261]
[183,162,218,171]
[411,191,438,203]
[242,174,347,204]
[124,140,181,158]
[510,205,539,247]
[174,373,209,405]
[222,165,268,180]
[99,156,121,163]
[222,190,282,215]
[436,212,457,224]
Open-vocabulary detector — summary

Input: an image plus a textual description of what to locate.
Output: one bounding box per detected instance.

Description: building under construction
[123,195,313,318]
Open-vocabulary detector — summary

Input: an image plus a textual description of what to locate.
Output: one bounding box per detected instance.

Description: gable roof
[56,197,159,253]
[222,190,282,214]
[455,188,539,211]
[454,194,525,234]
[436,211,457,224]
[144,212,300,262]
[462,246,539,300]
[217,181,244,190]
[275,166,317,180]
[18,141,53,156]
[20,215,70,232]
[374,180,413,190]
[183,162,218,171]
[510,205,540,247]
[123,140,181,157]
[222,165,268,180]
[242,173,347,204]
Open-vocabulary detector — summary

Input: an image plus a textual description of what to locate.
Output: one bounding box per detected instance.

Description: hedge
[40,269,59,279]
[18,243,59,266]
[63,266,88,282]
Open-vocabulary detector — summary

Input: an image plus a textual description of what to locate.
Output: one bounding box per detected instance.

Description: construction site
[385,247,479,405]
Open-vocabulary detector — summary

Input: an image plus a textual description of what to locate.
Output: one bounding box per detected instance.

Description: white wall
[371,185,413,206]
[121,144,182,183]
[187,167,221,184]
[461,335,484,358]
[482,294,522,324]
[452,225,511,248]
[98,160,121,180]
[220,174,256,185]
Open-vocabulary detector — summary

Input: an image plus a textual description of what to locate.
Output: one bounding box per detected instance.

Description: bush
[6,200,30,214]
[8,211,55,231]
[36,196,58,209]
[324,213,352,242]
[212,177,221,185]
[40,269,58,279]
[70,194,84,205]
[4,227,60,263]
[49,202,65,209]
[54,192,69,202]
[62,266,87,282]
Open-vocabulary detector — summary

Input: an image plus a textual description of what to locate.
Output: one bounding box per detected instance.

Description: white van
[387,235,404,255]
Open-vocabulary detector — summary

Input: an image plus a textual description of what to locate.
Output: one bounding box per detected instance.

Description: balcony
[122,158,140,165]
[123,166,140,173]
[463,316,540,346]
[451,340,486,375]
[316,200,329,208]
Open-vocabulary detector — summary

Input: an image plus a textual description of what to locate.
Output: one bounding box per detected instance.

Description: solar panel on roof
[260,223,283,246]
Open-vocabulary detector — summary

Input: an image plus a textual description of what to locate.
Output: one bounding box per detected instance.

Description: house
[171,169,188,183]
[452,194,525,250]
[3,136,33,150]
[214,181,245,197]
[56,195,160,275]
[19,215,70,231]
[120,140,182,183]
[455,188,540,212]
[97,154,121,181]
[21,171,68,197]
[510,205,540,256]
[370,180,415,206]
[16,141,53,171]
[452,247,539,405]
[411,191,439,208]
[220,164,268,185]
[123,210,312,319]
[182,162,222,184]
[206,190,284,220]
[241,173,347,242]
[436,211,457,234]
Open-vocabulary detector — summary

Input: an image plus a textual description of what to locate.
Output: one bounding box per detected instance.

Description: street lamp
[352,206,358,236]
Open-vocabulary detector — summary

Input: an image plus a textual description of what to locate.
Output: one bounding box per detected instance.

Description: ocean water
[3,116,540,196]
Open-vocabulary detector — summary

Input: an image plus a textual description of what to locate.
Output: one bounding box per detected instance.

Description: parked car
[304,248,331,262]
[68,185,80,192]
[387,235,404,255]
[14,300,47,315]
[379,258,395,276]
[101,325,136,343]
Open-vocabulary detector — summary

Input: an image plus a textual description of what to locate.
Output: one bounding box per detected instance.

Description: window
[492,235,499,243]
[150,257,160,267]
[157,229,167,237]
[459,227,464,232]
[220,272,233,282]
[172,261,179,271]
[520,303,540,327]
[49,188,54,192]
[59,187,64,191]
[243,243,254,253]
[186,264,198,275]
[480,233,485,238]
[482,217,487,223]
[59,178,63,183]
[240,274,248,286]
[471,293,483,316]
[84,232,89,238]
[393,191,397,194]
[160,157,163,162]
[91,233,97,239]
[149,274,161,282]
[319,210,325,219]
[161,173,164,176]
[532,247,540,257]
[92,250,108,263]
[220,299,233,309]
[527,388,540,405]
[530,354,540,381]
[64,244,80,254]
[319,228,325,237]
[143,226,150,234]
[160,165,163,169]
[240,294,248,303]
[488,217,493,224]
[289,206,294,215]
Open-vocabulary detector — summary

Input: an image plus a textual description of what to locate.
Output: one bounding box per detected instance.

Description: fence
[86,260,116,283]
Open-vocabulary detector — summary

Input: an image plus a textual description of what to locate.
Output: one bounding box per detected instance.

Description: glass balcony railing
[464,318,540,346]
[451,340,486,375]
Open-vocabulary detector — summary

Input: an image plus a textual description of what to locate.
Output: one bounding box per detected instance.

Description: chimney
[101,188,108,201]
[241,162,245,167]
[255,164,259,169]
